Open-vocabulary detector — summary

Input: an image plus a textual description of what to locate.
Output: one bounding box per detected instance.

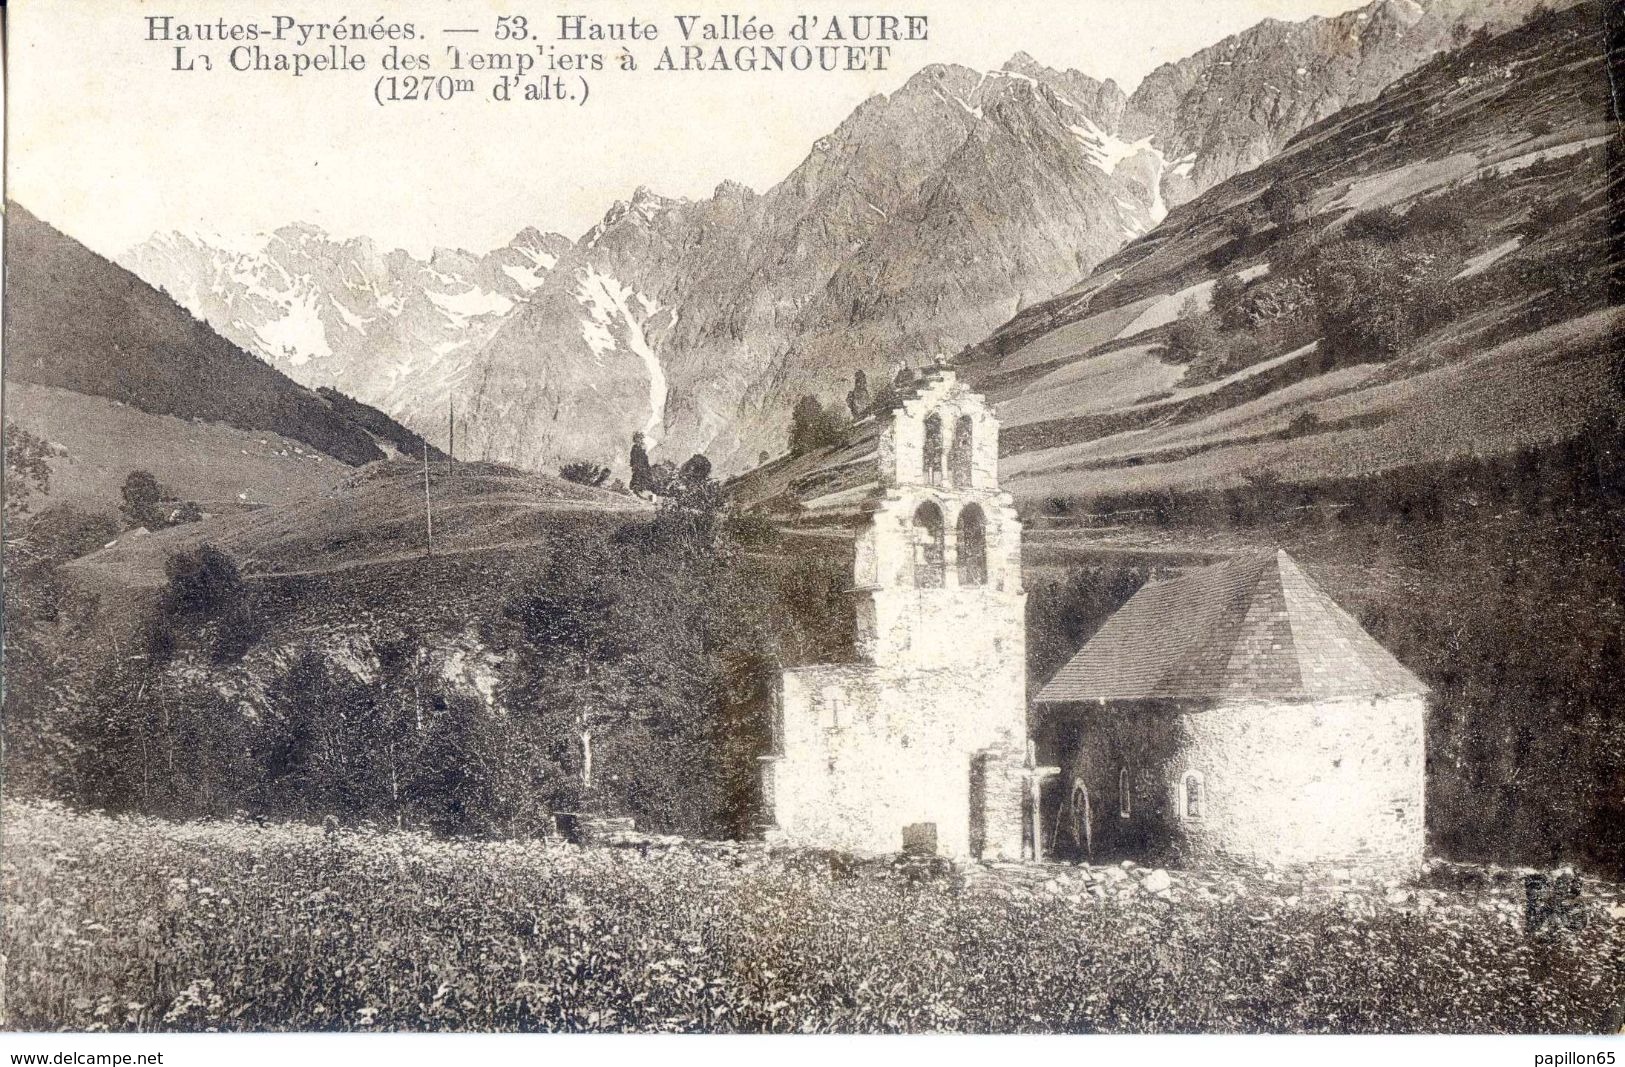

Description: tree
[1260,180,1310,229]
[4,421,53,525]
[678,453,713,489]
[1,505,105,797]
[649,459,679,496]
[1162,297,1221,363]
[163,543,245,619]
[502,535,630,810]
[628,432,655,496]
[559,461,612,487]
[1211,272,1248,331]
[154,543,261,665]
[846,370,872,418]
[119,470,167,530]
[788,396,846,455]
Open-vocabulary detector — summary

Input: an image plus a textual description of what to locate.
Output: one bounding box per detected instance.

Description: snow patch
[521,247,559,270]
[429,286,513,322]
[254,287,332,366]
[1068,116,1155,175]
[330,298,370,333]
[501,263,550,291]
[573,269,669,444]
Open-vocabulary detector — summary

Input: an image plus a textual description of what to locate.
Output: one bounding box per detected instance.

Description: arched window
[912,502,945,588]
[949,415,974,487]
[1181,771,1204,819]
[1119,767,1132,819]
[1068,778,1093,859]
[956,504,987,586]
[922,413,944,485]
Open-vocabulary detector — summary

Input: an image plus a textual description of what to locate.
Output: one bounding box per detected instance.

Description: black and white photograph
[1,0,1621,1048]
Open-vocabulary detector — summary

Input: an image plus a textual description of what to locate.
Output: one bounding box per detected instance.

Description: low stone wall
[961,855,1625,932]
[561,825,1625,937]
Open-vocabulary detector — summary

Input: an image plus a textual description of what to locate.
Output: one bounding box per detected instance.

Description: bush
[4,421,53,523]
[1285,411,1322,437]
[119,470,167,530]
[788,396,847,454]
[1521,192,1585,240]
[1343,206,1409,243]
[145,544,264,665]
[1308,238,1456,364]
[560,461,612,487]
[1161,297,1220,364]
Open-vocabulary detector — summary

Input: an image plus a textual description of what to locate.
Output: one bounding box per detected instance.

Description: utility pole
[422,441,434,557]
[447,401,455,477]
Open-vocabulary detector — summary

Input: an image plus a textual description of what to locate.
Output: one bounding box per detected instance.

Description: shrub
[788,396,847,455]
[4,421,53,523]
[629,433,656,495]
[119,470,167,530]
[1344,206,1409,243]
[1285,411,1322,437]
[1161,298,1220,364]
[560,461,612,487]
[1211,272,1248,331]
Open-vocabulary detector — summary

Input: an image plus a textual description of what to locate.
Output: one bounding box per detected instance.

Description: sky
[8,0,1366,260]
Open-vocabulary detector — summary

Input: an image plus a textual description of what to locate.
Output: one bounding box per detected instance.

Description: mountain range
[961,0,1617,505]
[3,202,445,512]
[122,0,1561,475]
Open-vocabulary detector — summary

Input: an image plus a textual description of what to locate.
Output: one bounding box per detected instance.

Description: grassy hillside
[5,202,391,469]
[63,460,649,591]
[3,381,352,513]
[961,2,1619,503]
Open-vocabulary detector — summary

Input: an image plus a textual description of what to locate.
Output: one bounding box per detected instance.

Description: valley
[119,0,1562,476]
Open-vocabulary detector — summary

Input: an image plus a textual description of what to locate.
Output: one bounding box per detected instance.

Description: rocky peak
[712,179,758,202]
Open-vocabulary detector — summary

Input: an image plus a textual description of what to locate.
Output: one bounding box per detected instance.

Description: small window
[949,415,974,487]
[820,686,843,730]
[1119,767,1131,819]
[1182,771,1204,819]
[922,413,944,485]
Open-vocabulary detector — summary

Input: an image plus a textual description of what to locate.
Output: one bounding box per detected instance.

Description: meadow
[4,800,1621,1034]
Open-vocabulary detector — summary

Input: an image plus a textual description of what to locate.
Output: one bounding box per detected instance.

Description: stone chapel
[737,366,1037,859]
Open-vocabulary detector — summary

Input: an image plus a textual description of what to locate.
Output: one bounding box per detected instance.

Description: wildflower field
[4,801,1621,1033]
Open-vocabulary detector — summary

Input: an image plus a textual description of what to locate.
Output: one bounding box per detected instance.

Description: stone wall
[765,653,1028,858]
[1042,695,1427,876]
[877,371,1000,491]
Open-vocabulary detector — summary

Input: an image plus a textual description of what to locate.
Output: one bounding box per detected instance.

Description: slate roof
[1035,549,1429,704]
